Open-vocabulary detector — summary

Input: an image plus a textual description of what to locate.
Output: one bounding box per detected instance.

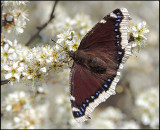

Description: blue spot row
[76,112,79,116]
[113,10,122,47]
[79,111,82,115]
[74,88,108,117]
[116,34,120,39]
[75,108,84,117]
[86,99,89,103]
[108,78,111,82]
[83,103,86,108]
[118,51,123,55]
[116,11,121,16]
[116,11,123,18]
[104,84,108,88]
[114,28,118,32]
[116,40,120,46]
[117,57,121,61]
[91,95,95,99]
[81,107,85,112]
[116,18,121,22]
[117,15,123,18]
[96,92,99,96]
[114,10,123,18]
[115,23,119,27]
[96,90,101,96]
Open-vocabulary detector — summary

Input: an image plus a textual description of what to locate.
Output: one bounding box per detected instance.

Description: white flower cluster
[63,13,93,38]
[1,39,27,82]
[41,13,92,54]
[2,1,29,34]
[56,30,78,51]
[53,89,82,128]
[2,1,29,6]
[135,87,159,128]
[55,30,80,63]
[1,38,66,85]
[3,91,31,112]
[128,21,149,54]
[1,12,93,85]
[2,91,49,129]
[52,13,93,63]
[43,13,92,40]
[88,106,140,129]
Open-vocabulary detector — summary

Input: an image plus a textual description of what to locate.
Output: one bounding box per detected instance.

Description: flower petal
[3,65,11,71]
[5,73,12,79]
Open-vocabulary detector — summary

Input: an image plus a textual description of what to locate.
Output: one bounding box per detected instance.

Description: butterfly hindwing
[70,63,109,121]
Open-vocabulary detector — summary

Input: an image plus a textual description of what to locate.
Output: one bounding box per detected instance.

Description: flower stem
[26,1,58,46]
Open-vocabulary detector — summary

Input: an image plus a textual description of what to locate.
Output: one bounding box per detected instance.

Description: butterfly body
[69,8,132,122]
[69,50,108,74]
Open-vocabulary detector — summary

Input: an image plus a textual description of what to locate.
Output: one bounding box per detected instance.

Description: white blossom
[2,91,49,129]
[2,1,29,7]
[135,87,159,128]
[3,61,24,81]
[3,91,31,112]
[2,1,29,34]
[128,21,149,54]
[119,120,140,129]
[11,105,48,129]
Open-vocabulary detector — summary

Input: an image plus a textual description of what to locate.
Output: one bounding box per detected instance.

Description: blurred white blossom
[11,105,48,129]
[41,13,92,43]
[128,21,149,54]
[3,91,31,113]
[135,87,159,128]
[2,1,29,6]
[152,1,159,9]
[1,12,93,85]
[2,91,49,129]
[3,61,24,81]
[119,120,140,129]
[52,87,84,129]
[1,38,67,84]
[88,106,140,129]
[2,1,29,34]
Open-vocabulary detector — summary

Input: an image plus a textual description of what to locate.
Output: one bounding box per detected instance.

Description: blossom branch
[26,1,58,46]
[1,80,10,85]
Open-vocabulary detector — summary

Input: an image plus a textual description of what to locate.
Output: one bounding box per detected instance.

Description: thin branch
[1,80,10,85]
[26,1,58,46]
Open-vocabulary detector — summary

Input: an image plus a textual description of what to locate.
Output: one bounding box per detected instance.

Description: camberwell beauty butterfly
[68,8,132,122]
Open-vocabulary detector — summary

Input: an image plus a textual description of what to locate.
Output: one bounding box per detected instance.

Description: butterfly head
[67,50,75,58]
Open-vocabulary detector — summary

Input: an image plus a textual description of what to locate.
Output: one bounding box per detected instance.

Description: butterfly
[68,8,132,122]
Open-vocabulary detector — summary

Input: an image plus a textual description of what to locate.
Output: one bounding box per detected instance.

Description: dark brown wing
[78,8,131,50]
[70,8,131,122]
[70,63,107,121]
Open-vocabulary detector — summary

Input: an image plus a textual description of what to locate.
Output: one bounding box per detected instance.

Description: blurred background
[1,1,159,129]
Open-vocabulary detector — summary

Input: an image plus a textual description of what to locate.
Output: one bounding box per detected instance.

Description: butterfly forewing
[78,9,124,50]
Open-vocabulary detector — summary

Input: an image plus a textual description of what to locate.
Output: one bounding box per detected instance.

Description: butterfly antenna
[51,39,72,61]
[51,39,71,55]
[51,39,64,48]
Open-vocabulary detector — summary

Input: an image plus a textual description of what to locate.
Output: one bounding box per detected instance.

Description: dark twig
[1,80,10,85]
[26,1,58,46]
